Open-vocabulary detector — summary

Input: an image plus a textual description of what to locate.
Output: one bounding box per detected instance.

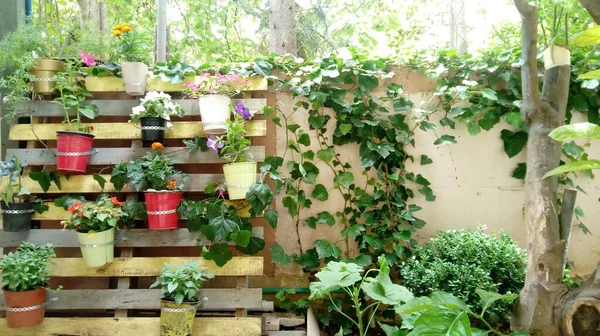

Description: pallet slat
[40,257,263,277]
[0,317,262,336]
[9,120,266,140]
[0,288,262,310]
[85,75,267,92]
[6,146,266,166]
[0,228,264,248]
[24,98,267,117]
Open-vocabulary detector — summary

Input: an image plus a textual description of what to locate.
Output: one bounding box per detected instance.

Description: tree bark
[269,0,298,55]
[512,0,600,334]
[578,0,600,24]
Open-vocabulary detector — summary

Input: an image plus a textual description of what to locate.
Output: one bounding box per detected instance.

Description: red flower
[89,125,94,131]
[68,201,83,214]
[167,179,177,190]
[110,196,124,206]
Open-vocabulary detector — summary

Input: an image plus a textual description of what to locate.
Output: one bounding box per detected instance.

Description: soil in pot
[159,299,198,336]
[4,287,47,328]
[145,191,182,230]
[1,202,34,232]
[56,130,95,173]
[77,228,115,267]
[141,117,166,142]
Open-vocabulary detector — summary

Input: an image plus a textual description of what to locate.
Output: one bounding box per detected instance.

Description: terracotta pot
[29,59,65,95]
[4,287,47,328]
[159,299,198,336]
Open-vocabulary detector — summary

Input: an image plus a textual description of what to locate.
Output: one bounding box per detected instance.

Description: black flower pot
[140,117,166,142]
[1,202,34,232]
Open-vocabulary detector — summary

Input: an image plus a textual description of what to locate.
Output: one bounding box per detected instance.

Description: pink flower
[207,88,218,94]
[79,50,96,67]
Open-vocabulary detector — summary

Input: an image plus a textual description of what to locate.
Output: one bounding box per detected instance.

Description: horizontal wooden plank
[0,317,262,336]
[85,75,268,92]
[44,257,263,277]
[9,120,267,140]
[1,173,258,194]
[0,227,264,248]
[24,98,267,117]
[0,288,262,310]
[6,146,266,166]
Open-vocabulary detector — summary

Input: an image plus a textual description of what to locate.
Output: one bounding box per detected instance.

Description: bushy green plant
[53,60,99,132]
[400,228,526,328]
[153,61,196,84]
[0,242,55,292]
[130,91,184,126]
[207,103,253,163]
[59,194,129,233]
[150,261,214,306]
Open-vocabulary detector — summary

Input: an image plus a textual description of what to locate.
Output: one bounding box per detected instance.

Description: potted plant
[60,194,128,267]
[113,23,152,96]
[150,261,214,336]
[111,142,188,230]
[182,73,250,134]
[131,91,185,142]
[0,156,45,231]
[208,103,256,200]
[0,242,56,328]
[53,59,100,173]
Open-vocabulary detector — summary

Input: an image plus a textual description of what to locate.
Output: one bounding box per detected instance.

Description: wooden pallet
[0,81,272,335]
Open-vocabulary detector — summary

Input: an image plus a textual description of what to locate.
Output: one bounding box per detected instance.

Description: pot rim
[160,297,200,305]
[56,130,95,139]
[75,227,116,235]
[223,161,257,168]
[144,190,183,194]
[2,284,48,293]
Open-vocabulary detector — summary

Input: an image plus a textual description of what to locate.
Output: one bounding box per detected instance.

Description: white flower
[163,114,171,121]
[144,91,160,102]
[164,101,175,112]
[157,91,171,99]
[132,106,145,115]
[166,121,173,129]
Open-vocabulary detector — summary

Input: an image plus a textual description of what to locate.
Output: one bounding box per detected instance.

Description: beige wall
[272,69,600,277]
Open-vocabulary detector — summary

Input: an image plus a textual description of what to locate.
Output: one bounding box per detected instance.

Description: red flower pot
[56,131,95,173]
[145,191,182,230]
[4,287,47,328]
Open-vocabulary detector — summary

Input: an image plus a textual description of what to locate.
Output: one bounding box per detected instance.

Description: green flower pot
[77,228,115,267]
[159,299,198,336]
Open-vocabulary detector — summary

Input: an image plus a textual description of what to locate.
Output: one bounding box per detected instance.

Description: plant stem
[469,312,505,336]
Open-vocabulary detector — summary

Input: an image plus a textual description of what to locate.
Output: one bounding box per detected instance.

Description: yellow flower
[122,24,132,32]
[167,179,177,190]
[113,29,121,37]
[114,24,123,30]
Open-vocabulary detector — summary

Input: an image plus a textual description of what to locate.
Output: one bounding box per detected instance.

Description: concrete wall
[273,69,600,277]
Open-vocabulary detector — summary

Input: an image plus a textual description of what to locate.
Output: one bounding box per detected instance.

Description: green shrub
[400,228,526,327]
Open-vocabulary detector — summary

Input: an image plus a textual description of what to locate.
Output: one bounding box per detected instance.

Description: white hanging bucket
[198,95,231,135]
[121,62,148,96]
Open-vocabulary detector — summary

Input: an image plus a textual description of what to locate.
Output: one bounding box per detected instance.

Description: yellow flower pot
[159,299,198,336]
[148,76,196,92]
[223,162,257,200]
[85,76,125,92]
[77,228,115,267]
[29,59,65,95]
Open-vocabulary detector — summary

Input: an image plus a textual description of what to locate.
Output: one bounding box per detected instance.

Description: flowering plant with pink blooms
[183,73,250,98]
[207,103,253,163]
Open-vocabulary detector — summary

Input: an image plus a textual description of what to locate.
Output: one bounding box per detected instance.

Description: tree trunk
[269,0,298,55]
[512,0,600,334]
[448,0,468,53]
[578,0,600,24]
[77,0,108,34]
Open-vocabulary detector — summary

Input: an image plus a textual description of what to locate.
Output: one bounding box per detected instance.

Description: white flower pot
[198,95,231,135]
[223,162,257,200]
[121,62,148,96]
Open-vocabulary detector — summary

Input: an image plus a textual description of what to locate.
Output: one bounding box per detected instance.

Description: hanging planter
[76,228,115,268]
[198,95,231,135]
[223,162,257,200]
[159,299,198,336]
[122,62,148,96]
[29,59,65,95]
[145,191,182,230]
[140,117,166,142]
[0,202,34,232]
[56,131,95,173]
[4,287,48,328]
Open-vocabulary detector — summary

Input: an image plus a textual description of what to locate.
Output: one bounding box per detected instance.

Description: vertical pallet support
[236,275,249,317]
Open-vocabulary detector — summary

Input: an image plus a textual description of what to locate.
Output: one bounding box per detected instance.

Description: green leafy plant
[0,242,56,292]
[309,256,414,336]
[206,103,253,163]
[85,62,121,77]
[130,91,185,126]
[110,143,188,191]
[0,156,29,205]
[182,73,250,97]
[400,228,526,328]
[153,61,196,84]
[59,194,129,234]
[112,23,152,64]
[150,261,214,306]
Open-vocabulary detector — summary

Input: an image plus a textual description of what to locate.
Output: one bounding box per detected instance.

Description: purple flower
[218,189,225,198]
[207,135,224,153]
[234,103,252,120]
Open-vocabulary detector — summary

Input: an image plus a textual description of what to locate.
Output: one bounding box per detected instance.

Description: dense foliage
[150,261,214,306]
[0,242,55,292]
[401,229,526,328]
[60,194,129,233]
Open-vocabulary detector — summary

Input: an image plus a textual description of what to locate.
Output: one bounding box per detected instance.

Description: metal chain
[79,240,115,248]
[6,297,58,312]
[56,151,94,157]
[1,208,35,215]
[147,209,177,215]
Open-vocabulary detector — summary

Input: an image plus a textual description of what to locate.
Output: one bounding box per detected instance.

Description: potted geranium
[53,59,100,173]
[208,103,256,200]
[130,91,185,142]
[150,261,214,336]
[113,23,151,96]
[182,73,250,134]
[0,242,56,328]
[110,142,188,230]
[60,194,128,267]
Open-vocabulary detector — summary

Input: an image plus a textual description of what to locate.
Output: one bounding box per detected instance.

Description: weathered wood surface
[0,288,262,310]
[23,98,267,117]
[6,145,266,165]
[1,173,259,193]
[42,257,263,277]
[0,228,264,247]
[9,120,267,140]
[85,75,268,92]
[0,317,262,335]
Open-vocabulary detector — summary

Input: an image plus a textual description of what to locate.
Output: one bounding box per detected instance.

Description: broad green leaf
[479,88,498,101]
[500,129,528,158]
[379,323,405,336]
[333,172,354,188]
[235,236,265,255]
[311,184,329,201]
[434,135,457,145]
[578,69,600,80]
[270,242,291,265]
[408,307,472,336]
[231,230,251,247]
[549,122,600,141]
[357,74,379,91]
[210,216,237,240]
[314,239,342,259]
[317,147,336,163]
[339,123,353,135]
[573,25,600,47]
[395,297,434,329]
[93,173,106,190]
[420,155,433,165]
[297,133,311,146]
[475,289,518,315]
[430,292,470,311]
[282,196,299,216]
[202,244,232,267]
[512,162,527,180]
[504,112,524,129]
[543,160,600,178]
[361,273,413,305]
[264,209,278,229]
